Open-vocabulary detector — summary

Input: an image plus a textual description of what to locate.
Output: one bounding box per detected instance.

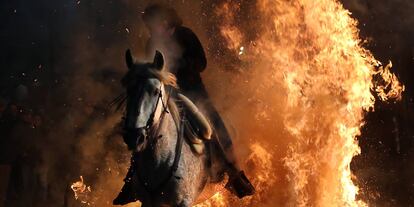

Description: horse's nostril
[137,136,144,144]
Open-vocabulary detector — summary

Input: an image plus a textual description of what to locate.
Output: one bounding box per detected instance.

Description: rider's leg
[182,87,255,197]
[199,97,240,170]
[184,88,242,170]
[202,99,255,198]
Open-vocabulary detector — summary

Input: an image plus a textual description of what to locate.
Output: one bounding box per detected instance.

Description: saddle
[169,93,212,154]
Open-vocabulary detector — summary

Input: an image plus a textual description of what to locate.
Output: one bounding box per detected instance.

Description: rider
[114,4,254,205]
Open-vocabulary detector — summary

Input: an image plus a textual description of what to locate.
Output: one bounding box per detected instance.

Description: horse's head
[122,49,176,151]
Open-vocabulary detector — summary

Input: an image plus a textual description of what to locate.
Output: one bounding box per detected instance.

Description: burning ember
[71,176,92,205]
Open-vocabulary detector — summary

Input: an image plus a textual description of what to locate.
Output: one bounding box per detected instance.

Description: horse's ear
[152,50,164,70]
[125,49,134,69]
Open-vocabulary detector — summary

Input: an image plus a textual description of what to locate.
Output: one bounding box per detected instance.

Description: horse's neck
[167,95,180,130]
[145,87,180,153]
[144,110,178,165]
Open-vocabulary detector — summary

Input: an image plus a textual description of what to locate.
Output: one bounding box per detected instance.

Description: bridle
[142,83,173,139]
[134,82,185,193]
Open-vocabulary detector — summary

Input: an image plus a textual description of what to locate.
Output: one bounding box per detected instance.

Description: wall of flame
[198,0,403,206]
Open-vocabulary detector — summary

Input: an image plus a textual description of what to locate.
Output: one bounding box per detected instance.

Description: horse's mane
[152,68,180,130]
[148,68,178,88]
[122,66,178,89]
[112,66,178,111]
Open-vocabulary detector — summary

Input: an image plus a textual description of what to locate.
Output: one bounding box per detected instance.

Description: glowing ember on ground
[71,176,92,205]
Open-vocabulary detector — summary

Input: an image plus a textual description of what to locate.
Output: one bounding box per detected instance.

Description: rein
[138,84,185,193]
[144,84,169,131]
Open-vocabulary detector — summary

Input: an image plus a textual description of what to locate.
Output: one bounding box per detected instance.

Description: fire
[214,1,243,53]
[71,176,92,205]
[374,61,404,102]
[196,143,275,207]
[209,0,404,206]
[196,192,228,207]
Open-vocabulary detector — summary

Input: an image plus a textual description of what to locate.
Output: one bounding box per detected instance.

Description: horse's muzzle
[135,128,148,152]
[123,128,147,151]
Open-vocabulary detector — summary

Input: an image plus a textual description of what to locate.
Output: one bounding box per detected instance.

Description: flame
[374,61,404,102]
[196,143,275,207]
[71,176,92,205]
[209,0,404,206]
[214,1,244,53]
[196,192,228,207]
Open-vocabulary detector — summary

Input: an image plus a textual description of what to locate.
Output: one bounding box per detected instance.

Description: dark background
[0,0,413,206]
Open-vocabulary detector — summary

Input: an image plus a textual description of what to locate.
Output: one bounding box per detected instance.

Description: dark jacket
[146,26,233,152]
[146,26,207,93]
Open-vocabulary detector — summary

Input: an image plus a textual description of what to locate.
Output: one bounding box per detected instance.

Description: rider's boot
[213,139,255,198]
[225,164,255,198]
[223,147,255,198]
[203,107,255,197]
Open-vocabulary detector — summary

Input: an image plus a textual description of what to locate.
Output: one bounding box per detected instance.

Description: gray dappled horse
[117,50,213,207]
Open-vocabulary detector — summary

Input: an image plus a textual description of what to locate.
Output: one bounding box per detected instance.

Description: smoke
[0,0,411,206]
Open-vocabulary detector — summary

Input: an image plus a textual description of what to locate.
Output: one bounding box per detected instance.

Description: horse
[116,49,213,207]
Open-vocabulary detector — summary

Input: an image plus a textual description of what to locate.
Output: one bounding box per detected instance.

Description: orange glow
[202,0,404,206]
[196,143,275,207]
